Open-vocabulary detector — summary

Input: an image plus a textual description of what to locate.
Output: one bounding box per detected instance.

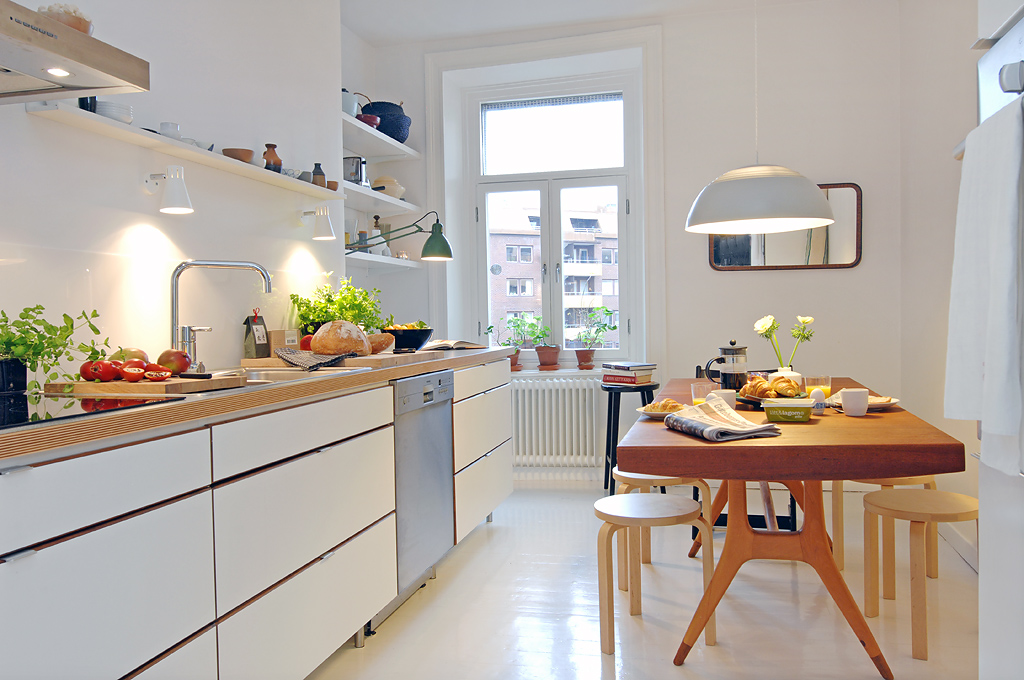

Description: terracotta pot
[575,348,596,370]
[509,348,522,372]
[535,344,560,371]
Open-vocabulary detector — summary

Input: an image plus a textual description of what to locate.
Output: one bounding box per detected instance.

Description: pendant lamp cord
[754,0,759,165]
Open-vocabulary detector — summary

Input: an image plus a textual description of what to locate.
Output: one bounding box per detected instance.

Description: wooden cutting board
[44,375,247,395]
[241,350,446,370]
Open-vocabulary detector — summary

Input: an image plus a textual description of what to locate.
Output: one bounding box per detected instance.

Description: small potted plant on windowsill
[526,318,560,371]
[574,306,616,370]
[485,316,530,371]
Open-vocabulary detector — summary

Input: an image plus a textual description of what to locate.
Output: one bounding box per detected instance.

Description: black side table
[601,382,659,493]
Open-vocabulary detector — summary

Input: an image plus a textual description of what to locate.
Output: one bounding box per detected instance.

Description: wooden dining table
[615,378,965,680]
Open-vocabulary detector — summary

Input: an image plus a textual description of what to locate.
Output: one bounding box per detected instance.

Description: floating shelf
[342,181,420,217]
[341,112,421,163]
[25,100,342,201]
[345,251,422,272]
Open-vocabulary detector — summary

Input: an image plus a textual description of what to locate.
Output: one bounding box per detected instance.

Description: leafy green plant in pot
[524,318,560,371]
[289,279,389,335]
[574,306,617,370]
[485,316,531,371]
[0,306,108,393]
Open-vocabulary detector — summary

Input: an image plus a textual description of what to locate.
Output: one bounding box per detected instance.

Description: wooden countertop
[0,348,512,466]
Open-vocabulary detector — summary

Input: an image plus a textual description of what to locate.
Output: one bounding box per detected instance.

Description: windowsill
[511,367,606,378]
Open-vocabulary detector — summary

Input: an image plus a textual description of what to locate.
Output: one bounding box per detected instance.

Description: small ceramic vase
[263,144,283,173]
[312,163,326,187]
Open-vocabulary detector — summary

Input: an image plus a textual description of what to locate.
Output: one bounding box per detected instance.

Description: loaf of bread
[367,332,396,354]
[309,320,371,356]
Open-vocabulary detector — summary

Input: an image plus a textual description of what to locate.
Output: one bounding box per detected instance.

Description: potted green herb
[574,306,617,369]
[289,279,389,335]
[485,316,530,371]
[0,305,108,393]
[525,318,560,371]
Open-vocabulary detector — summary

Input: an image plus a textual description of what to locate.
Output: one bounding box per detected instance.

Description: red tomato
[88,360,119,382]
[108,359,123,378]
[300,334,313,351]
[79,361,95,381]
[123,358,147,371]
[120,366,146,382]
[145,363,165,373]
[144,371,172,382]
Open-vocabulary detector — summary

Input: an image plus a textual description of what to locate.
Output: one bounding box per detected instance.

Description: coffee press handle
[704,357,725,384]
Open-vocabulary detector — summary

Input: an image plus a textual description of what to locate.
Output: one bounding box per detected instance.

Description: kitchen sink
[212,366,371,385]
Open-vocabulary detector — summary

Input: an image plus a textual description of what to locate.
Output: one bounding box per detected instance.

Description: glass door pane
[482,188,544,347]
[557,183,622,350]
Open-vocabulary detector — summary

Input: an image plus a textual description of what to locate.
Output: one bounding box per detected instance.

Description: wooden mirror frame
[708,182,862,271]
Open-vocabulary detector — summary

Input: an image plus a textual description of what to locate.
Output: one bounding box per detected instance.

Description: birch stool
[863,489,978,660]
[595,493,715,655]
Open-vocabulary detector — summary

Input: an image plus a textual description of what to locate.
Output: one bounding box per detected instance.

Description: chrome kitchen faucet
[170,260,273,369]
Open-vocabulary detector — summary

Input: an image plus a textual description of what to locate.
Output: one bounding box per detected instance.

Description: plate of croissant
[737,375,805,407]
[637,398,686,420]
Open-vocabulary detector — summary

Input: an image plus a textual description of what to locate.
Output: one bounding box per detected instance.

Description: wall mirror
[709,183,862,271]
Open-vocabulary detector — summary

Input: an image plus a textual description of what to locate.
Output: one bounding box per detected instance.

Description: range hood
[0,0,148,104]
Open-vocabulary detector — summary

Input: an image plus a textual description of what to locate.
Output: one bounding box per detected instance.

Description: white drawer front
[218,514,398,680]
[454,383,512,472]
[455,440,513,543]
[133,628,218,680]
[454,359,511,402]
[214,426,395,614]
[0,491,216,680]
[212,386,393,480]
[0,429,211,556]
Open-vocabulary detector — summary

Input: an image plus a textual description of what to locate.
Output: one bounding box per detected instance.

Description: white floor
[308,471,979,680]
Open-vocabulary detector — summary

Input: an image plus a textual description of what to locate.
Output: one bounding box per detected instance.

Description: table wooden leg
[689,483,728,558]
[865,509,879,618]
[832,480,845,570]
[674,480,893,680]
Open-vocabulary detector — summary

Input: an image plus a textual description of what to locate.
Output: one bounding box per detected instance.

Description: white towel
[944,94,1024,476]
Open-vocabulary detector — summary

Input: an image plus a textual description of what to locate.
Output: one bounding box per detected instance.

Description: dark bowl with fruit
[384,328,433,351]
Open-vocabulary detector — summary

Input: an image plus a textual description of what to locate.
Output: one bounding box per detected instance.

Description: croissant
[645,398,683,413]
[769,376,800,398]
[739,376,768,398]
[753,382,778,399]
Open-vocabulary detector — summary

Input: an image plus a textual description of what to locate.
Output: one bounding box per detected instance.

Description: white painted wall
[0,0,345,372]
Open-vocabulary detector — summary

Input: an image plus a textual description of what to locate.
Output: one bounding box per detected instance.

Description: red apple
[157,349,191,375]
[300,334,313,351]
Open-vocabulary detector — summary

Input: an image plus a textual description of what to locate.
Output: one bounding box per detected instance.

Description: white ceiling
[339,0,725,47]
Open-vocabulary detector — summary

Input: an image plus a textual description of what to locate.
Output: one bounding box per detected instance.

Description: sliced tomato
[144,371,172,382]
[120,366,146,382]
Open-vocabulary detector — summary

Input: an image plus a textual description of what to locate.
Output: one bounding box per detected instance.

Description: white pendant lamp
[685,1,833,236]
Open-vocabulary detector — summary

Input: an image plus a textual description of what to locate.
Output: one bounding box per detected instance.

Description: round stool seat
[864,489,978,524]
[594,493,702,527]
[612,465,693,487]
[852,475,936,486]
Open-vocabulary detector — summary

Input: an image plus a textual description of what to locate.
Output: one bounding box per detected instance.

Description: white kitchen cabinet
[131,628,218,680]
[211,386,392,480]
[454,358,511,402]
[453,383,512,472]
[218,514,398,680]
[455,440,513,543]
[0,491,216,679]
[213,426,396,614]
[0,429,211,556]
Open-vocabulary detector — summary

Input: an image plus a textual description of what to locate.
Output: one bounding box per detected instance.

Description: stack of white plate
[95,101,133,125]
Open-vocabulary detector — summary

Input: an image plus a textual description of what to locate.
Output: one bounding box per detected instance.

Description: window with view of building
[507,278,534,297]
[602,248,618,264]
[602,279,618,296]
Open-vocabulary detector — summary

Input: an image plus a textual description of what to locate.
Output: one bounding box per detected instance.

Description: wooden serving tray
[241,350,446,370]
[44,375,247,396]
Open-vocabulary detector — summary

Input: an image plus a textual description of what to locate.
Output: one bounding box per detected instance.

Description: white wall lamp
[684,1,833,235]
[299,205,336,240]
[143,165,193,215]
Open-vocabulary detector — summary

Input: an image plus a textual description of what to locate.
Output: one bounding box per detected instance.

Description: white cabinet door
[132,628,218,680]
[0,429,211,555]
[218,514,398,680]
[212,386,393,480]
[453,383,512,472]
[455,440,513,543]
[213,426,396,614]
[0,491,216,679]
[454,360,511,402]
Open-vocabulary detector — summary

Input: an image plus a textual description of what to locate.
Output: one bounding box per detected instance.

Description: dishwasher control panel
[393,370,454,415]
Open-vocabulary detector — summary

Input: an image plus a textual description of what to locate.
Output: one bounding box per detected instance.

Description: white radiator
[511,376,602,467]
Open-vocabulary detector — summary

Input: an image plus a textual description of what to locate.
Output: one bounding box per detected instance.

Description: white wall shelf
[341,112,421,163]
[25,100,342,202]
[344,251,422,272]
[342,181,421,217]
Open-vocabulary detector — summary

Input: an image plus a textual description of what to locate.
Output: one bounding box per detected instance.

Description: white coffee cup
[159,122,181,139]
[840,388,869,417]
[711,389,737,408]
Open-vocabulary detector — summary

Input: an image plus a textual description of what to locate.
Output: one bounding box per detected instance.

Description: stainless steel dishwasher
[392,369,455,593]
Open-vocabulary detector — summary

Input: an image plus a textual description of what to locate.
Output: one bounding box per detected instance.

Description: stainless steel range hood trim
[0,0,148,104]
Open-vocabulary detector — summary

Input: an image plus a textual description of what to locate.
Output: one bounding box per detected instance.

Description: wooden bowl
[222,148,254,163]
[326,180,339,191]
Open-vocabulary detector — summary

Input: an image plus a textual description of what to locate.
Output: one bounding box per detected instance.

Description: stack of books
[602,361,656,385]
